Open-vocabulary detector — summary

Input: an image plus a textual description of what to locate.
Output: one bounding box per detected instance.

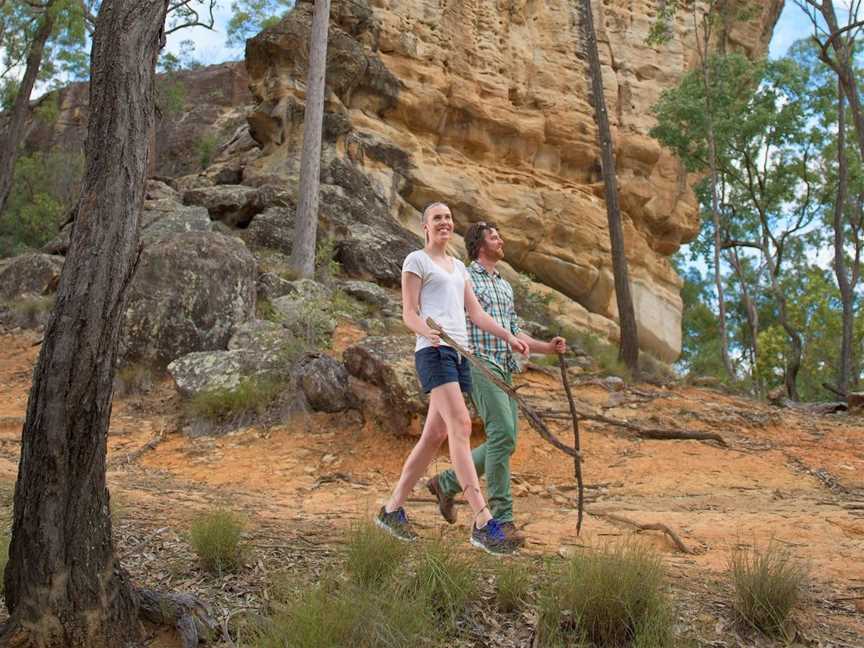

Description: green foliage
[314,236,342,283]
[729,541,806,638]
[564,326,629,379]
[407,538,478,629]
[492,559,532,613]
[0,148,84,258]
[511,273,555,328]
[185,376,285,423]
[0,531,8,596]
[0,295,55,328]
[226,0,296,48]
[254,576,439,648]
[196,133,219,169]
[188,509,245,575]
[157,79,187,117]
[114,363,155,397]
[344,521,410,589]
[537,541,673,647]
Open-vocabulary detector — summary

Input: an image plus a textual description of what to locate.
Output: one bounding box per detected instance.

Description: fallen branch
[559,353,585,535]
[534,407,727,447]
[110,426,167,467]
[589,511,692,554]
[137,589,216,648]
[427,317,580,460]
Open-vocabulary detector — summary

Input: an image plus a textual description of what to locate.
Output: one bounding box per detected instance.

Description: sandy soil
[0,329,862,646]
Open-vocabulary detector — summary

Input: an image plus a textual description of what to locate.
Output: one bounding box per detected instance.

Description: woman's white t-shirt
[402,250,470,352]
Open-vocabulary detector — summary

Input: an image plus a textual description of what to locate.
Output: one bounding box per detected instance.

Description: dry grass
[729,541,806,638]
[188,509,245,575]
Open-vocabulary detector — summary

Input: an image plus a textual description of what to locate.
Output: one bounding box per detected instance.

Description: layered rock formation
[241,0,783,361]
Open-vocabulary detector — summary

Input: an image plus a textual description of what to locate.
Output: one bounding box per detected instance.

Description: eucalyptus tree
[578,0,639,373]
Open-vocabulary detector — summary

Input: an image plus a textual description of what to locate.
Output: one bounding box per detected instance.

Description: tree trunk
[0,6,55,216]
[580,0,640,373]
[727,247,760,394]
[291,0,331,278]
[832,81,853,395]
[703,64,735,381]
[1,1,169,646]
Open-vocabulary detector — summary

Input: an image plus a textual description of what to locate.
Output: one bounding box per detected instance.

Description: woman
[375,202,529,555]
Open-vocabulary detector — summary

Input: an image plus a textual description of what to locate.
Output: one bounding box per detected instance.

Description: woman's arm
[464,281,529,355]
[402,271,441,345]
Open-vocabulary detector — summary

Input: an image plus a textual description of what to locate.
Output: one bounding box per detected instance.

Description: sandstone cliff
[240,0,783,362]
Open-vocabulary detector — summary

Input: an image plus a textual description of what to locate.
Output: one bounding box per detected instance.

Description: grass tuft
[344,520,410,588]
[537,541,673,647]
[184,376,284,423]
[493,559,532,612]
[407,537,477,628]
[189,509,245,575]
[729,541,806,638]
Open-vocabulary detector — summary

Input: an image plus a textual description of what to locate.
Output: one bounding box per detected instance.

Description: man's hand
[509,334,529,356]
[549,336,567,355]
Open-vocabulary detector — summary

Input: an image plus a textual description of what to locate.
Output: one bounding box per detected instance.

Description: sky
[169,2,827,68]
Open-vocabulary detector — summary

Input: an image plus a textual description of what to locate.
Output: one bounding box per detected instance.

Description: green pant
[438,360,518,523]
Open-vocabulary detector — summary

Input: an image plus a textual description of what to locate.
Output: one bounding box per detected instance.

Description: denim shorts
[415,346,472,394]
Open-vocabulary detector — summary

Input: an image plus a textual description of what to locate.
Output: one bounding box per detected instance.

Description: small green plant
[315,236,342,282]
[344,520,410,588]
[196,133,220,169]
[1,296,55,328]
[0,531,8,595]
[729,541,806,638]
[189,509,245,575]
[493,559,532,612]
[407,537,477,628]
[114,363,155,397]
[537,540,672,647]
[511,273,556,328]
[564,325,630,379]
[185,376,284,423]
[254,575,438,648]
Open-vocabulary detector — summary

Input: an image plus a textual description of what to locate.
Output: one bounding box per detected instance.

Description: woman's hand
[426,327,442,346]
[509,334,529,356]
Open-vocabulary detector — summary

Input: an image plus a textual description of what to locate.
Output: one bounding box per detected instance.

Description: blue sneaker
[375,506,418,542]
[470,518,515,555]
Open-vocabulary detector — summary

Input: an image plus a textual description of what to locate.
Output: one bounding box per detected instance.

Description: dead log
[137,589,216,648]
[590,511,692,554]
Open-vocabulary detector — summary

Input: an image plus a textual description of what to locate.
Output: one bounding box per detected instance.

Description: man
[427,221,567,547]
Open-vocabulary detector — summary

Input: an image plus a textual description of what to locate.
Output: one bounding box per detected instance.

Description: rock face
[0,253,63,300]
[242,0,782,362]
[23,62,254,178]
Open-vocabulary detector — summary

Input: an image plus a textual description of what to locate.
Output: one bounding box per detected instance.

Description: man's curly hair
[465,221,497,261]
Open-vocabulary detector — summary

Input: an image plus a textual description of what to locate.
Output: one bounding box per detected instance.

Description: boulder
[141,204,211,244]
[337,279,398,311]
[343,335,425,435]
[294,353,356,412]
[167,348,289,398]
[0,253,64,300]
[243,206,295,253]
[257,272,296,301]
[120,231,256,366]
[228,318,294,355]
[182,184,262,227]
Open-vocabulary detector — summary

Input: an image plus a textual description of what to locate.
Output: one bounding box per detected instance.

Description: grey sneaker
[470,518,515,555]
[375,506,418,542]
[427,475,457,524]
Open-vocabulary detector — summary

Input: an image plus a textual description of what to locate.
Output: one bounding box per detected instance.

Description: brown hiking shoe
[499,521,526,548]
[427,475,457,524]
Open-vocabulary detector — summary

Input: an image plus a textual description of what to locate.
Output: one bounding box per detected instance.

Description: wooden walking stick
[425,317,581,460]
[558,352,584,535]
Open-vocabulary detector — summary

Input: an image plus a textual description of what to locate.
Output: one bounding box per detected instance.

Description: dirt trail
[0,331,862,644]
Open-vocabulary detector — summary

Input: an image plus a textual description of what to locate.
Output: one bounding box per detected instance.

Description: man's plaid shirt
[467,260,521,374]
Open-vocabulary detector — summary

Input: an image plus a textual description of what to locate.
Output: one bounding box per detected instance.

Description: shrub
[114,363,155,397]
[729,541,806,638]
[407,537,477,628]
[537,541,673,647]
[254,576,439,648]
[196,133,220,169]
[184,376,285,423]
[344,520,410,588]
[0,531,8,596]
[0,296,55,329]
[189,509,245,575]
[315,236,341,283]
[493,559,532,612]
[564,326,630,379]
[511,273,556,328]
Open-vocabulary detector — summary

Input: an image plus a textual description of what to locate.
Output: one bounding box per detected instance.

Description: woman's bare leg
[385,402,447,512]
[431,383,493,527]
